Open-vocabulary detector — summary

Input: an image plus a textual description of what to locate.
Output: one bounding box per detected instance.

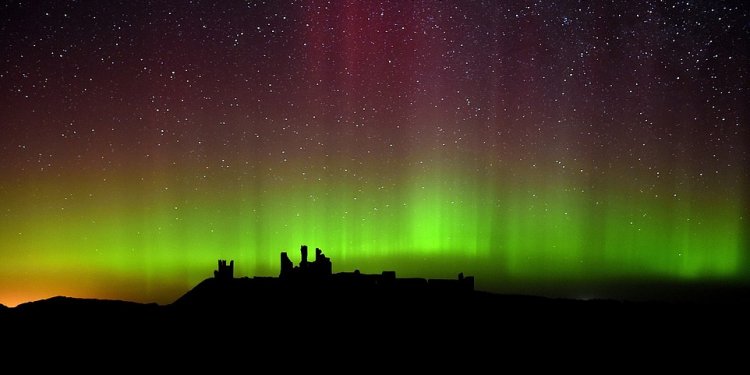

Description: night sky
[1,0,748,306]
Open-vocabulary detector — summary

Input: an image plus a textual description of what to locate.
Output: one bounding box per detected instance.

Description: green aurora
[1,158,746,305]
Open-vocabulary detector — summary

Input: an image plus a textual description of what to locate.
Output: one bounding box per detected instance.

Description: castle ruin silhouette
[214,245,474,292]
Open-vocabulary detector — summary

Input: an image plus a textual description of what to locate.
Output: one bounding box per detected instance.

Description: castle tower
[315,248,332,275]
[300,245,308,268]
[280,252,293,278]
[214,259,234,280]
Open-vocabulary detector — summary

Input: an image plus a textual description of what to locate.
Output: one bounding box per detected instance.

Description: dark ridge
[8,296,161,326]
[2,246,749,351]
[14,296,158,314]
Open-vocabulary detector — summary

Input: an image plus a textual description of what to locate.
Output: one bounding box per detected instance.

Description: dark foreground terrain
[3,278,749,352]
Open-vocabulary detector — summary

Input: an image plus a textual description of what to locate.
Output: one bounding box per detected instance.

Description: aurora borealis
[1,0,748,306]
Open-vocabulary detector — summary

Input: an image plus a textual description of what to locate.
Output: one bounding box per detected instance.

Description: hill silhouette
[2,246,748,352]
[13,296,159,317]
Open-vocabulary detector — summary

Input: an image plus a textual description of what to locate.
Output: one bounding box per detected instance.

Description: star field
[0,0,748,305]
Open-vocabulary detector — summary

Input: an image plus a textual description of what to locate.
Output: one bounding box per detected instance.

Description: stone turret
[280,252,293,278]
[214,259,234,280]
[300,245,308,268]
[278,245,333,279]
